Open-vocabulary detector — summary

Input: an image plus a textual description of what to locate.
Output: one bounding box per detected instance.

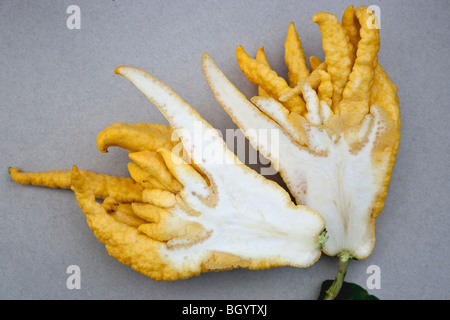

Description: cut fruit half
[10,61,326,281]
[202,6,400,259]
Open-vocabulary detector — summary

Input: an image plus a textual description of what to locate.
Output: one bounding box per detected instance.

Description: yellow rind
[96,122,176,153]
[9,167,144,203]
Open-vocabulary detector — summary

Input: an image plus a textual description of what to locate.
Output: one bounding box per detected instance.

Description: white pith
[116,65,325,272]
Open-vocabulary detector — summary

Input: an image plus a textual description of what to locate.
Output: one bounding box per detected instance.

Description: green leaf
[318,280,379,300]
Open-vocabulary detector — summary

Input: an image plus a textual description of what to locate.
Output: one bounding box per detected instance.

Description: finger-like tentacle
[278,61,327,102]
[128,150,183,193]
[127,162,168,190]
[97,122,175,153]
[339,6,380,126]
[285,22,310,87]
[312,12,354,107]
[77,171,144,203]
[9,167,144,202]
[236,45,306,114]
[341,5,360,61]
[361,106,397,221]
[142,188,176,208]
[302,83,321,126]
[9,168,73,189]
[317,70,333,108]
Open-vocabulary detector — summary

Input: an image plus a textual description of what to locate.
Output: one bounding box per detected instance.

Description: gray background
[1,0,449,300]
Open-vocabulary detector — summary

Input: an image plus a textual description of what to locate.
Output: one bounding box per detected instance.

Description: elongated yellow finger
[285,22,310,87]
[236,45,306,114]
[158,148,211,200]
[9,167,73,189]
[251,96,309,147]
[9,167,144,202]
[341,5,360,60]
[142,188,176,208]
[73,171,145,203]
[129,150,183,193]
[340,6,380,126]
[255,46,271,97]
[312,12,353,106]
[101,197,148,228]
[97,122,175,153]
[131,202,168,223]
[306,61,327,89]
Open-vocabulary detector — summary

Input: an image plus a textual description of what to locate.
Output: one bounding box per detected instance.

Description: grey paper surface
[1,0,449,300]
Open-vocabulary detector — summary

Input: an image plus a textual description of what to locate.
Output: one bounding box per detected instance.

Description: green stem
[323,251,351,300]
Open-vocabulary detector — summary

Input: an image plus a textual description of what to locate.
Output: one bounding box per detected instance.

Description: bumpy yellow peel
[9,167,145,203]
[205,6,400,259]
